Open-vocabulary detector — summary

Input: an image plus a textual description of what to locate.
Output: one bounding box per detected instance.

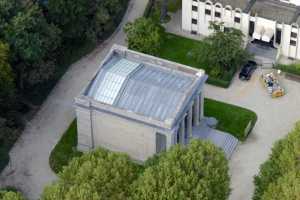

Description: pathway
[205,69,300,200]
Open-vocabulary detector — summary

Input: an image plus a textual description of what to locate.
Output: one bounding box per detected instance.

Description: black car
[239,61,257,80]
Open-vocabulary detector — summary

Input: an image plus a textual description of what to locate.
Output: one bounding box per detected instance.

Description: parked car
[239,61,257,80]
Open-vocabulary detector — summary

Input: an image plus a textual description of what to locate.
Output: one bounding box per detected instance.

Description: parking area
[204,69,300,200]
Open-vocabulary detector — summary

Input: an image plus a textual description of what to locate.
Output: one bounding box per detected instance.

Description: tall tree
[0,41,15,111]
[131,140,230,200]
[41,149,141,200]
[124,17,165,55]
[194,22,249,76]
[4,4,61,89]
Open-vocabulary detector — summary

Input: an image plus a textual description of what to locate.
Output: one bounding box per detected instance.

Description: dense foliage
[0,0,129,172]
[124,17,165,55]
[194,22,249,78]
[131,140,230,200]
[0,190,25,200]
[42,149,141,200]
[253,122,300,200]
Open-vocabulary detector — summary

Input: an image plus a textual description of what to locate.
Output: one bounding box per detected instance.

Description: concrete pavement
[205,69,300,200]
[0,1,148,199]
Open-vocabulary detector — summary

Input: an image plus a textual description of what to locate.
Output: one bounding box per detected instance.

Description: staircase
[192,121,239,159]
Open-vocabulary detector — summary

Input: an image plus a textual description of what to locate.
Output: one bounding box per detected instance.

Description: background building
[75,45,207,161]
[182,0,300,61]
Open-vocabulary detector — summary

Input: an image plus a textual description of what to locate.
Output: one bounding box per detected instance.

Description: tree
[261,171,300,200]
[0,0,21,34]
[41,148,141,200]
[47,0,88,40]
[0,41,15,111]
[0,190,25,200]
[3,4,61,89]
[130,140,230,200]
[194,22,249,77]
[253,122,300,200]
[124,17,165,55]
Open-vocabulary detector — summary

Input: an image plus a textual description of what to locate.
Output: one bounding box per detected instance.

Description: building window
[193,0,198,1]
[205,9,211,15]
[215,12,221,18]
[225,6,231,11]
[191,30,197,35]
[192,5,198,11]
[215,4,221,8]
[276,28,282,44]
[192,19,197,24]
[290,40,297,46]
[224,27,230,32]
[291,32,297,38]
[234,17,241,23]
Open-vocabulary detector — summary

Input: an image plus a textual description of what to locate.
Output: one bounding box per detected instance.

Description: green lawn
[157,33,234,88]
[49,120,82,173]
[158,33,207,70]
[204,98,257,141]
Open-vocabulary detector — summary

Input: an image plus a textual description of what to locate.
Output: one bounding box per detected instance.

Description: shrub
[124,17,165,55]
[0,190,25,200]
[253,122,300,200]
[130,140,230,200]
[261,171,300,200]
[42,149,141,200]
[275,63,300,76]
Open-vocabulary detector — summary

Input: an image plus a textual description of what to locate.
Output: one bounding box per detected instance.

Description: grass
[204,98,257,141]
[49,120,82,174]
[157,33,234,88]
[275,63,300,76]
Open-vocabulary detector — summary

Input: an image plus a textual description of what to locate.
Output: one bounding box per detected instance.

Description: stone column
[193,96,200,126]
[187,108,193,139]
[179,119,185,144]
[200,92,204,119]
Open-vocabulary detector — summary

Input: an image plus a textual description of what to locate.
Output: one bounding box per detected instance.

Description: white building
[182,0,300,61]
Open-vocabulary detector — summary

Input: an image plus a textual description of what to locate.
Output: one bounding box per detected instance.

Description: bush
[124,17,165,56]
[253,122,300,200]
[43,149,141,200]
[261,171,300,200]
[0,190,25,200]
[130,140,230,200]
[275,63,300,76]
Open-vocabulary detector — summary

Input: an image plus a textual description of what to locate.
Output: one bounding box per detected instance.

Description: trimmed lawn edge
[49,120,82,174]
[204,98,257,141]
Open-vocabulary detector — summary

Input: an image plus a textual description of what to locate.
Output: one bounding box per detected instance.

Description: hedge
[275,63,300,76]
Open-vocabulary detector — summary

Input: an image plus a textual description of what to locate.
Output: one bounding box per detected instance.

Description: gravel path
[205,69,300,200]
[0,1,148,199]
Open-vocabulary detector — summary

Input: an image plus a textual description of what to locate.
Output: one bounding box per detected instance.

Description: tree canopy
[0,190,25,200]
[41,149,141,200]
[124,17,165,55]
[130,140,230,200]
[194,22,249,77]
[253,122,300,200]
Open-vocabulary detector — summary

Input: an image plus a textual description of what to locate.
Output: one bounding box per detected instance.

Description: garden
[124,17,250,88]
